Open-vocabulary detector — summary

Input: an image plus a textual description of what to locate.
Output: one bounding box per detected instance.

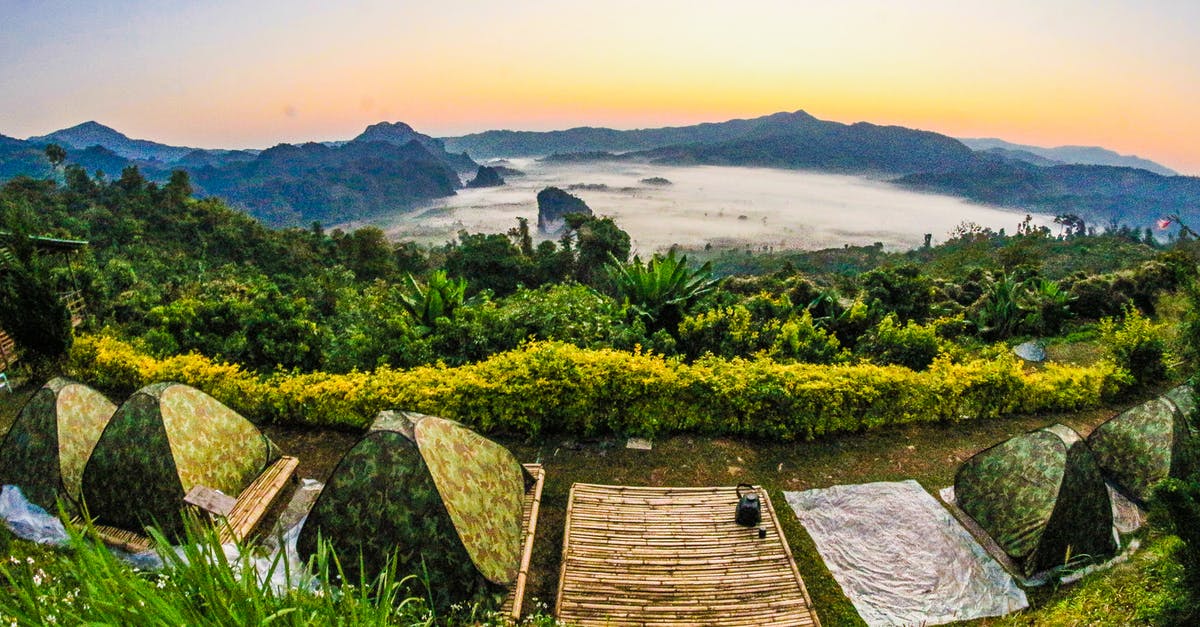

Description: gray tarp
[786,480,1027,627]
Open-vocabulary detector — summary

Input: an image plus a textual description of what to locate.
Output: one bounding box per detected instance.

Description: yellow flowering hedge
[66,334,1125,439]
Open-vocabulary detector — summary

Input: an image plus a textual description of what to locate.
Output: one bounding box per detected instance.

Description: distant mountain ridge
[3,121,470,226]
[2,112,1195,230]
[958,137,1176,176]
[28,121,200,163]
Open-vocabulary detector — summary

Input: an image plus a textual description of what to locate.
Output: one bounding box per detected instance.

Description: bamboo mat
[555,484,820,627]
[501,463,545,621]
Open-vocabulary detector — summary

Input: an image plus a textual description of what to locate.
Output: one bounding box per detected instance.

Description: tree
[566,214,631,286]
[44,144,67,173]
[164,169,193,207]
[0,201,73,367]
[443,231,533,296]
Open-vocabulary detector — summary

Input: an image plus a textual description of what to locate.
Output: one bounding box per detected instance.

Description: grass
[1,375,1194,625]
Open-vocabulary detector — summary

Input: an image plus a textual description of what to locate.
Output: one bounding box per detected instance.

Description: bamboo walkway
[555,484,820,627]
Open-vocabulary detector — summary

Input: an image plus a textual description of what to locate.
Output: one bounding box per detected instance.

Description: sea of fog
[355,159,1048,254]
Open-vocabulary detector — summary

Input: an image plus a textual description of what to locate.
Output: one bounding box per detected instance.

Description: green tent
[1087,395,1196,504]
[297,411,532,609]
[954,424,1115,579]
[1165,384,1196,423]
[0,377,116,513]
[80,382,281,539]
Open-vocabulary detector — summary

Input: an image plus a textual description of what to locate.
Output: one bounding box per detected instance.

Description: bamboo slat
[217,455,300,544]
[501,463,545,621]
[555,484,821,627]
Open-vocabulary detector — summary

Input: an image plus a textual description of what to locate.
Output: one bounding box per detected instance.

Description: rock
[492,165,525,177]
[1013,340,1046,362]
[537,186,592,234]
[640,176,672,186]
[465,165,505,188]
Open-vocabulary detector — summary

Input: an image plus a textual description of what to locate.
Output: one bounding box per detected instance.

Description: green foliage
[1098,307,1169,390]
[968,272,1074,340]
[607,250,718,334]
[320,281,434,372]
[0,518,446,626]
[1023,277,1074,336]
[860,264,934,323]
[1155,479,1200,581]
[565,215,631,286]
[143,269,322,372]
[0,201,74,367]
[678,305,845,365]
[443,231,532,297]
[67,334,1121,439]
[856,314,942,370]
[399,270,467,331]
[492,283,640,350]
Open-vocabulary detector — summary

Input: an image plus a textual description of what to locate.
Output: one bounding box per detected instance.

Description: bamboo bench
[81,455,300,552]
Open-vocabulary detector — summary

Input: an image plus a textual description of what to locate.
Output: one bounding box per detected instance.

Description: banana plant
[606,250,719,333]
[398,270,467,331]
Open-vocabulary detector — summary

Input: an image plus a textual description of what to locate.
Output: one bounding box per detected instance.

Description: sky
[1,0,1198,174]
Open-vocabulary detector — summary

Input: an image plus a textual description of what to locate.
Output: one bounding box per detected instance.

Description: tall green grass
[0,518,556,626]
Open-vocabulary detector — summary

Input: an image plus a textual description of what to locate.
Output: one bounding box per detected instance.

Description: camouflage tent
[0,377,116,512]
[1165,384,1196,424]
[297,411,533,609]
[954,424,1115,579]
[80,382,281,539]
[1087,395,1196,504]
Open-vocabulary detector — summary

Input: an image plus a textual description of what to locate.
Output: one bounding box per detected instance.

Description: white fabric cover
[786,480,1027,627]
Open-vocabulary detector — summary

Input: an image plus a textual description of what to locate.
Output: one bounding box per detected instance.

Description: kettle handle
[736,483,755,498]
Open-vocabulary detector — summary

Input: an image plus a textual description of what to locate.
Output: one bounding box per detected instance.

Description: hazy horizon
[2,1,1198,175]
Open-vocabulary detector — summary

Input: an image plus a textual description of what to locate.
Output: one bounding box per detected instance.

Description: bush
[66,334,1123,440]
[856,314,942,370]
[1098,308,1169,390]
[678,306,845,364]
[1155,479,1200,583]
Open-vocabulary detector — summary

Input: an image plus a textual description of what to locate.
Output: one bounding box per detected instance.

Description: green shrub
[66,334,1123,440]
[1098,308,1169,390]
[495,283,642,350]
[678,306,845,364]
[678,305,762,360]
[1155,478,1200,583]
[856,314,942,370]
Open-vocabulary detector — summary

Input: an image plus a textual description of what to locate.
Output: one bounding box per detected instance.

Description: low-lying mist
[353,159,1048,254]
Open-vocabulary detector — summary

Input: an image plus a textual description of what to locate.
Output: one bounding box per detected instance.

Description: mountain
[27,121,198,164]
[443,110,833,158]
[189,139,461,227]
[353,121,477,172]
[629,120,975,175]
[958,138,1177,176]
[3,121,465,227]
[978,147,1064,168]
[896,158,1200,227]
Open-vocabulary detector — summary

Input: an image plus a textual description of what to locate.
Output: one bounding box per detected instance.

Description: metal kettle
[735,483,761,527]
